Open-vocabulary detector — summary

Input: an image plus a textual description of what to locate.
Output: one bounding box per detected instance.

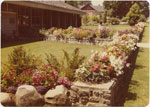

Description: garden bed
[68,47,139,106]
[1,22,145,106]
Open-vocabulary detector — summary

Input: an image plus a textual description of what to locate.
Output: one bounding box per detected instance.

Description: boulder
[15,85,44,106]
[44,85,68,105]
[0,92,15,106]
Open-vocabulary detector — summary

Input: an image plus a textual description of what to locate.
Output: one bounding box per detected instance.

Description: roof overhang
[5,1,86,15]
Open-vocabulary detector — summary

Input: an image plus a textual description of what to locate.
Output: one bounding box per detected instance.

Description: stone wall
[68,48,139,106]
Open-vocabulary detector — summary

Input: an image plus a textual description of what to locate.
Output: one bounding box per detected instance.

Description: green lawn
[124,22,149,106]
[124,48,149,106]
[81,24,131,30]
[141,22,149,43]
[1,41,102,64]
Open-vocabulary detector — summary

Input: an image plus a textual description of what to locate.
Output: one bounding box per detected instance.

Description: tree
[126,3,142,25]
[103,1,149,19]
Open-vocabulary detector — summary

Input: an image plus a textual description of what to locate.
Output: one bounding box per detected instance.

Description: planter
[68,48,139,106]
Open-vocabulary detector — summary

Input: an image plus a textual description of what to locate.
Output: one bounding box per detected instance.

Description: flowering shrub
[75,22,145,83]
[1,64,72,94]
[118,22,145,36]
[40,26,115,41]
[96,27,115,38]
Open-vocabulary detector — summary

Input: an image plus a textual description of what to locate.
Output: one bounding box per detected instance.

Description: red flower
[51,72,58,78]
[50,83,55,88]
[17,79,22,83]
[11,70,16,73]
[3,74,8,80]
[101,56,109,62]
[107,66,114,74]
[90,67,96,72]
[33,78,39,84]
[10,77,15,80]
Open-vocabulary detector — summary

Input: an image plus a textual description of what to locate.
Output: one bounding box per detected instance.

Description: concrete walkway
[137,43,150,48]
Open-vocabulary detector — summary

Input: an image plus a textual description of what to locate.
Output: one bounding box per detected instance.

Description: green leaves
[46,48,86,81]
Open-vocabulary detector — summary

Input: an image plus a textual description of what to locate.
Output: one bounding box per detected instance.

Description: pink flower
[63,77,69,84]
[66,81,72,87]
[126,63,131,67]
[90,67,96,72]
[88,62,93,66]
[94,56,98,61]
[57,77,64,84]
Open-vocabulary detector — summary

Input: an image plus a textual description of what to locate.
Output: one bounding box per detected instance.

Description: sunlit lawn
[124,22,149,106]
[1,41,102,64]
[124,48,149,106]
[141,22,149,43]
[81,24,131,30]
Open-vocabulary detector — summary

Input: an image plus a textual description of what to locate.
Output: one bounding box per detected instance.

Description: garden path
[137,43,149,48]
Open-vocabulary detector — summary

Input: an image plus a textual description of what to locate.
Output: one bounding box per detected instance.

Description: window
[9,18,15,24]
[18,6,30,26]
[2,2,7,11]
[8,4,17,12]
[32,8,42,26]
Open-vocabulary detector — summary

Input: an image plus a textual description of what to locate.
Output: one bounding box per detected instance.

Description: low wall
[44,36,112,45]
[68,48,139,106]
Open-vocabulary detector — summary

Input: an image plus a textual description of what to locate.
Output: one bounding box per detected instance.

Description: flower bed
[40,26,115,45]
[1,22,145,106]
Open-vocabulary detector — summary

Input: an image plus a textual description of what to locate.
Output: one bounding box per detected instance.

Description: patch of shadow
[135,64,145,69]
[139,48,144,52]
[129,80,139,86]
[125,92,137,101]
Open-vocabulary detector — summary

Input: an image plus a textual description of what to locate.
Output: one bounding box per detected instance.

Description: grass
[81,24,131,30]
[124,22,149,106]
[141,22,149,43]
[124,48,149,106]
[1,41,102,64]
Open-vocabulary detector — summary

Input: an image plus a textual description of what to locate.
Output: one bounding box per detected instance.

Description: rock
[15,85,44,106]
[0,92,15,106]
[44,85,68,105]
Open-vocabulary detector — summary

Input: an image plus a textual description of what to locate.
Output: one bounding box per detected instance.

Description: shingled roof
[31,1,85,14]
[5,0,85,14]
[81,3,104,13]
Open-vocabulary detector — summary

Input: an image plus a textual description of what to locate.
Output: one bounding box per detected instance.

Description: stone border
[43,36,112,45]
[68,48,139,106]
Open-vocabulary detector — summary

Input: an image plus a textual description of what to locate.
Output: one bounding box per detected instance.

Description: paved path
[137,43,149,48]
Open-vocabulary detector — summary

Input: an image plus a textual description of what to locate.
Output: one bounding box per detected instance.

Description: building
[1,1,85,40]
[80,3,104,16]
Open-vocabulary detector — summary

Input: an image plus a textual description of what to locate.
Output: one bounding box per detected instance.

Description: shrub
[126,3,142,25]
[91,15,100,22]
[82,15,90,25]
[121,17,129,22]
[46,48,86,81]
[96,27,115,38]
[109,17,120,25]
[5,46,41,75]
[72,29,92,40]
[138,14,146,22]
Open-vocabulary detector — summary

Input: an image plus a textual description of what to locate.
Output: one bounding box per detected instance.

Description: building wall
[1,2,82,39]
